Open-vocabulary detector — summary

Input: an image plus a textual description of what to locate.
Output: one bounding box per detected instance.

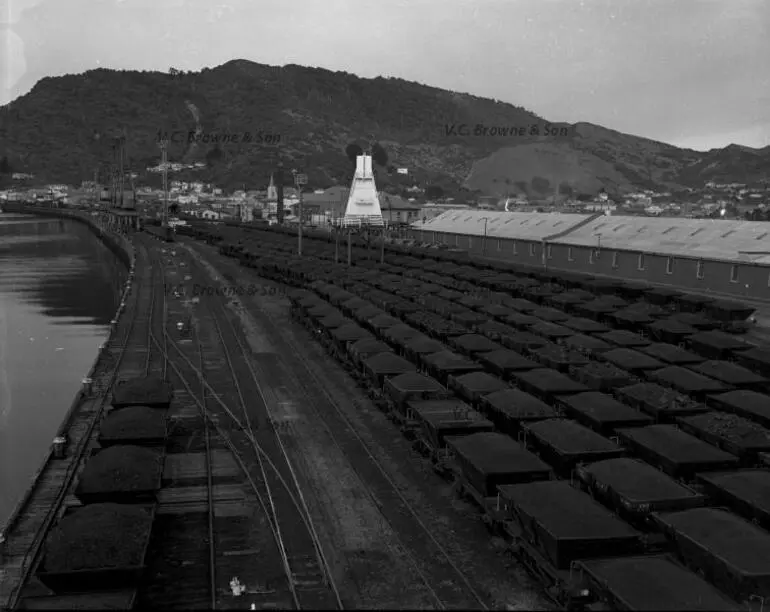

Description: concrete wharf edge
[0,208,135,606]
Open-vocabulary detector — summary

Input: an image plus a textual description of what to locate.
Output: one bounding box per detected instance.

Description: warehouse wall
[409,229,770,300]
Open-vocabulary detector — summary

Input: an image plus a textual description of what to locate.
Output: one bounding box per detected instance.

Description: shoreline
[0,207,134,538]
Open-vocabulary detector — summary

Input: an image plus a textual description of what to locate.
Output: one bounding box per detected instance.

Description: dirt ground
[174,240,552,610]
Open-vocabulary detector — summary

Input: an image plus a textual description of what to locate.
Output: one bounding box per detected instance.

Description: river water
[0,213,126,526]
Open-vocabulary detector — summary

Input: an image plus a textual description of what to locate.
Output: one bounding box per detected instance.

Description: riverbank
[0,208,134,541]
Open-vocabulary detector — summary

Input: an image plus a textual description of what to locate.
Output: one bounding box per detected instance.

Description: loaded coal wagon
[520,419,625,475]
[408,399,494,470]
[34,503,156,594]
[74,445,165,504]
[383,372,450,428]
[420,350,482,386]
[706,389,770,428]
[696,469,770,530]
[479,389,558,437]
[99,406,169,448]
[447,371,509,408]
[555,392,652,437]
[497,480,642,601]
[616,425,740,481]
[575,457,705,528]
[111,376,173,410]
[652,507,770,604]
[574,554,742,611]
[445,432,552,514]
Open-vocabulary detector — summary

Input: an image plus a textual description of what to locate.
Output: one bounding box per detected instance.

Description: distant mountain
[0,59,768,197]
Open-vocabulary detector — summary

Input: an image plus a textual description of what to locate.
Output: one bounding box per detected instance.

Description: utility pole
[118,136,125,208]
[479,216,489,256]
[292,170,307,256]
[159,139,169,228]
[110,140,117,208]
[335,224,340,263]
[347,227,352,266]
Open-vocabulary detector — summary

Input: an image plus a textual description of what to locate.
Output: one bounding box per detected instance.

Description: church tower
[342,154,384,227]
[266,173,277,203]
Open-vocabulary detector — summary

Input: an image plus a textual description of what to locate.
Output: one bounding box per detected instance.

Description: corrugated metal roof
[416,210,590,240]
[554,216,770,262]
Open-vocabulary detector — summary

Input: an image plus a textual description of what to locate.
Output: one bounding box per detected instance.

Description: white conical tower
[343,154,384,227]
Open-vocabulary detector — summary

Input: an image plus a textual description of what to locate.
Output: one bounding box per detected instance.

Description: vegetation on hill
[1,60,768,197]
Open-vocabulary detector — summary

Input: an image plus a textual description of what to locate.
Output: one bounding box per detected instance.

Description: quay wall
[0,206,135,538]
[4,205,131,268]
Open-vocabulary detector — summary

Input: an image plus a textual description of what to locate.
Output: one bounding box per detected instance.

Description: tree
[558,182,573,197]
[425,185,444,199]
[206,144,223,165]
[371,141,388,166]
[531,176,551,193]
[0,156,12,188]
[169,203,179,215]
[345,142,363,165]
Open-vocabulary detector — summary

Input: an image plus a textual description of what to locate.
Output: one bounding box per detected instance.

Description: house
[301,187,350,223]
[379,194,421,224]
[200,208,223,220]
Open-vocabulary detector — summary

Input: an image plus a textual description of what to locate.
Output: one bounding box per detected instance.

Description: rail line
[147,328,343,608]
[0,236,157,610]
[180,242,490,610]
[140,239,342,609]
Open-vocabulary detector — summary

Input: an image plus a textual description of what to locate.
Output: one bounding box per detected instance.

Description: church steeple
[267,173,277,202]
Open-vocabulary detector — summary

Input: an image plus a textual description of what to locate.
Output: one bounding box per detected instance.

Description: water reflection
[0,214,127,525]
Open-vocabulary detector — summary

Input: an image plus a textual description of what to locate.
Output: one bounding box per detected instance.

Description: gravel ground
[179,241,552,610]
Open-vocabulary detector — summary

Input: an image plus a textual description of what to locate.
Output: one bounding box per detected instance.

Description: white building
[342,154,384,227]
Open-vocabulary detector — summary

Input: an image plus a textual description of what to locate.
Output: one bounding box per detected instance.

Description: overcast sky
[1,0,768,151]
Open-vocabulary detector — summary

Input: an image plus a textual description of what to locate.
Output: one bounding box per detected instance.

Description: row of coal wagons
[23,376,174,608]
[143,224,174,242]
[216,226,770,610]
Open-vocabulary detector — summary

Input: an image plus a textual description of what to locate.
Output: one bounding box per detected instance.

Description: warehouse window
[730,265,739,283]
[666,257,674,275]
[696,260,704,280]
[568,247,574,261]
[589,249,595,264]
[497,239,502,251]
[455,234,459,246]
[468,236,473,248]
[547,245,553,259]
[638,254,646,270]
[612,251,619,268]
[529,243,535,256]
[513,240,518,255]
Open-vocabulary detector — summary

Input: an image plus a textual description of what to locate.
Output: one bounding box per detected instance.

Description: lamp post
[479,216,489,256]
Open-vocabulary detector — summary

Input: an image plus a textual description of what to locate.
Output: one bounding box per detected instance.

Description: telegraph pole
[159,139,169,228]
[110,141,117,208]
[292,170,307,256]
[118,137,125,208]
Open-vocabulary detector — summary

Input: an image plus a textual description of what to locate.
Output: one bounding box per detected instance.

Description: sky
[1,0,768,152]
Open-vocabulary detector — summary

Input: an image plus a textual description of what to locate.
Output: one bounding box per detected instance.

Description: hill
[0,59,768,196]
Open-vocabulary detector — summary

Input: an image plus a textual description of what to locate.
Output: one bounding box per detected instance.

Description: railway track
[138,237,342,610]
[178,242,491,610]
[0,236,159,610]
